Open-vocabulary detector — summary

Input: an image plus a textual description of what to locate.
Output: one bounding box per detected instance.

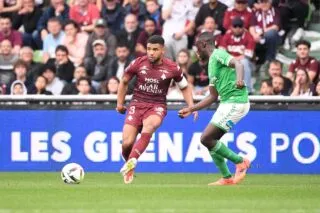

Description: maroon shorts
[124,102,167,131]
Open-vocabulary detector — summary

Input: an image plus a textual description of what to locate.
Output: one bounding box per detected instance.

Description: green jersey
[208,48,249,103]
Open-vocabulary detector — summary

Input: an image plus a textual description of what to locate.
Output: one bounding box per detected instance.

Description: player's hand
[178,107,192,118]
[116,105,127,114]
[236,80,245,89]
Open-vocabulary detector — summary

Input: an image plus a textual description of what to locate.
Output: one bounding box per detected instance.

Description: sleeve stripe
[177,77,188,89]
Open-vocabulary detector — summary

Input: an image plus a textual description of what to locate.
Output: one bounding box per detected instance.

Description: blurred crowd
[0,0,319,96]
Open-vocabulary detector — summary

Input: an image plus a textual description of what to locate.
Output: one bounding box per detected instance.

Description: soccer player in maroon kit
[116,35,197,184]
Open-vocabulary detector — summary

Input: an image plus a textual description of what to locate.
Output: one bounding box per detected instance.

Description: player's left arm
[229,58,245,89]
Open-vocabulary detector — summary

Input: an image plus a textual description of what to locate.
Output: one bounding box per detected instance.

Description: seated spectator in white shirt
[41,63,65,95]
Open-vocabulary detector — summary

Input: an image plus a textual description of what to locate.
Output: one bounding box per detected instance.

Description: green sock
[211,141,243,164]
[210,152,232,178]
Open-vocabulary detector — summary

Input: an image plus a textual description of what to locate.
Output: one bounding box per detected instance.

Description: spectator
[161,0,195,60]
[10,80,27,95]
[69,0,100,33]
[250,0,281,64]
[188,59,209,95]
[6,60,33,94]
[0,0,22,19]
[42,17,65,62]
[61,65,95,94]
[145,0,163,30]
[85,18,117,62]
[19,46,42,81]
[76,76,92,95]
[46,45,75,83]
[62,20,88,66]
[220,17,255,92]
[0,40,18,84]
[176,49,191,76]
[259,79,273,95]
[314,81,320,96]
[116,13,141,54]
[223,0,252,31]
[286,40,319,84]
[28,75,53,95]
[135,17,161,57]
[267,60,292,95]
[195,0,227,33]
[41,63,65,95]
[12,0,42,49]
[100,76,119,94]
[272,76,285,95]
[195,16,222,47]
[124,0,147,29]
[0,16,22,54]
[37,0,69,48]
[85,39,111,86]
[278,0,309,44]
[101,0,126,34]
[69,0,102,11]
[291,69,314,96]
[108,43,132,79]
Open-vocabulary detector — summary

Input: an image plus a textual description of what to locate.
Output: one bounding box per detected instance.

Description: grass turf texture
[0,173,319,213]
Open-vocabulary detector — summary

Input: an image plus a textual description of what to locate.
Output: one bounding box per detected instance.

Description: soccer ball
[61,163,85,184]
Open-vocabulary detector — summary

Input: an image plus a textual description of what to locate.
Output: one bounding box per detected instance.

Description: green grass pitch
[0,173,319,213]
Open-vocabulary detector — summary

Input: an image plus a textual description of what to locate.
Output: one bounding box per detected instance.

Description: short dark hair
[147,35,165,46]
[55,45,69,54]
[48,17,62,25]
[196,32,215,47]
[144,17,157,26]
[295,40,311,49]
[116,42,130,49]
[270,60,283,69]
[77,76,91,86]
[261,79,272,87]
[64,20,80,33]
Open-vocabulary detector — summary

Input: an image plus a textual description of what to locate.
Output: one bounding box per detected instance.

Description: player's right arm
[178,86,218,118]
[116,59,137,114]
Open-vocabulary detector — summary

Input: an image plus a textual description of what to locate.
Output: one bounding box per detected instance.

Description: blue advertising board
[0,110,319,174]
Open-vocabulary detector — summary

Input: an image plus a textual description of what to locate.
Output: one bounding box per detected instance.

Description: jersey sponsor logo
[145,78,160,84]
[138,84,163,94]
[227,45,245,54]
[159,69,169,74]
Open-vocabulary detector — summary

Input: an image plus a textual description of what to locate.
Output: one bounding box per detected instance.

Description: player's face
[195,41,210,62]
[147,43,164,64]
[297,45,309,59]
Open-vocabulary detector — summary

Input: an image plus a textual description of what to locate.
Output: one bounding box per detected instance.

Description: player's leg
[201,124,237,185]
[128,114,162,160]
[202,103,251,185]
[122,124,139,161]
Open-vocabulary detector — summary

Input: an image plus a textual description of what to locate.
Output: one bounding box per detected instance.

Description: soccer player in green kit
[179,32,250,186]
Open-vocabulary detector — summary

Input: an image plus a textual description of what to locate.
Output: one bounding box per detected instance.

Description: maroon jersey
[220,31,255,58]
[124,56,184,104]
[251,7,280,33]
[289,57,319,83]
[223,7,253,30]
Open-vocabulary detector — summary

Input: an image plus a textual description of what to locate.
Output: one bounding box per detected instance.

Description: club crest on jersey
[139,66,148,75]
[161,74,166,80]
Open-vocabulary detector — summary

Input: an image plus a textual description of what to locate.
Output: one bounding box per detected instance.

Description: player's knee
[142,124,156,133]
[122,138,134,150]
[200,134,210,148]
